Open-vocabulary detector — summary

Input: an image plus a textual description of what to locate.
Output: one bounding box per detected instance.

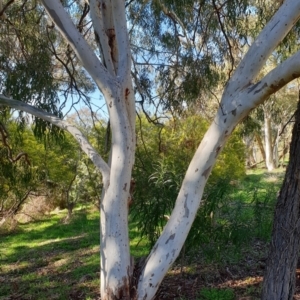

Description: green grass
[198,287,235,300]
[184,167,285,265]
[0,206,148,300]
[0,168,286,299]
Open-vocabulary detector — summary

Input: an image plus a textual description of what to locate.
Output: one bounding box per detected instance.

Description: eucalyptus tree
[0,115,84,222]
[0,0,95,123]
[1,1,300,300]
[0,0,96,216]
[0,0,59,121]
[255,53,298,171]
[241,83,297,170]
[261,87,297,171]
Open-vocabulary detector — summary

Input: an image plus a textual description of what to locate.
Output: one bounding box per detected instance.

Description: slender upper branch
[90,0,116,76]
[112,0,131,79]
[245,49,300,110]
[0,95,110,184]
[226,0,300,98]
[41,0,114,99]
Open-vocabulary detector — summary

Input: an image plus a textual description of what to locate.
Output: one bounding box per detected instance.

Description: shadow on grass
[0,208,149,300]
[0,210,101,299]
[244,169,285,188]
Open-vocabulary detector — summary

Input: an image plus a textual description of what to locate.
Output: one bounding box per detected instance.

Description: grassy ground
[0,168,288,299]
[0,207,149,300]
[0,208,100,299]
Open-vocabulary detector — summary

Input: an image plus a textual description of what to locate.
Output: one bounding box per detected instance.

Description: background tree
[241,83,297,170]
[0,109,105,226]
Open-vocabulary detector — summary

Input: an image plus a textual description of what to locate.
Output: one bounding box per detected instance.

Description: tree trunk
[262,98,300,300]
[255,132,266,162]
[2,1,300,299]
[273,125,282,169]
[280,139,289,165]
[244,136,256,167]
[273,137,279,168]
[264,110,275,171]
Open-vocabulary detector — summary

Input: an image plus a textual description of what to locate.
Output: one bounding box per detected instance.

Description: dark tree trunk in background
[262,96,300,300]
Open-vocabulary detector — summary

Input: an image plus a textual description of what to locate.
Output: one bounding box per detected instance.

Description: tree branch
[0,95,110,185]
[89,0,116,76]
[41,0,114,99]
[112,0,131,80]
[0,0,14,19]
[244,49,300,111]
[225,0,300,100]
[0,121,31,165]
[212,0,234,78]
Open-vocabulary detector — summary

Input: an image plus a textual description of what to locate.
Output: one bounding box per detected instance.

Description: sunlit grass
[0,205,148,299]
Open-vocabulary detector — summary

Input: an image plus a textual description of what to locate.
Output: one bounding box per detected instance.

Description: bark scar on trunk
[202,166,212,179]
[125,88,130,100]
[106,276,130,300]
[106,28,116,62]
[165,233,175,244]
[184,193,190,218]
[247,81,261,93]
[215,145,222,157]
[254,82,268,94]
[270,20,280,31]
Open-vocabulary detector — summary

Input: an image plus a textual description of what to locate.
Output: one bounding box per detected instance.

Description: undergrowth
[0,168,285,299]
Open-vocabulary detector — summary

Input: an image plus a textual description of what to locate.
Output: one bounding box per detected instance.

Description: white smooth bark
[273,126,282,168]
[225,0,300,102]
[137,1,300,298]
[2,0,300,299]
[41,0,114,100]
[42,1,135,298]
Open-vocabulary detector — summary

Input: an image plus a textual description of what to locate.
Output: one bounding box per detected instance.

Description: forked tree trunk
[262,98,300,300]
[2,1,300,299]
